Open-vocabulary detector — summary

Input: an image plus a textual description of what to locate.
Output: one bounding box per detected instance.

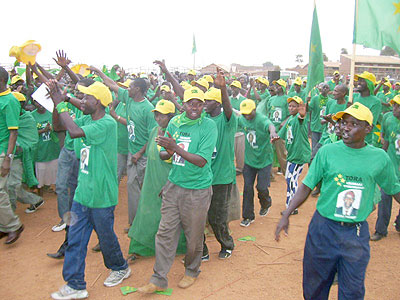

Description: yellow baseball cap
[273,79,287,89]
[230,80,242,89]
[152,99,175,114]
[160,85,171,92]
[396,82,400,86]
[333,71,340,75]
[183,86,205,102]
[294,77,303,86]
[188,69,196,76]
[332,102,373,126]
[12,91,26,102]
[78,82,112,107]
[203,75,214,83]
[9,40,41,65]
[10,75,24,85]
[204,87,222,104]
[117,79,132,89]
[354,71,376,85]
[191,78,209,91]
[390,95,400,105]
[287,96,303,104]
[240,99,256,115]
[71,64,90,77]
[180,81,192,90]
[383,81,392,89]
[256,77,269,87]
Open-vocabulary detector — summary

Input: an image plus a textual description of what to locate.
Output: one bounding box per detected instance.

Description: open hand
[53,50,71,68]
[153,60,167,73]
[214,67,225,88]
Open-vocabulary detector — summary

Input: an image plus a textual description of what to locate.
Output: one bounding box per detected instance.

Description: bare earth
[1,167,400,300]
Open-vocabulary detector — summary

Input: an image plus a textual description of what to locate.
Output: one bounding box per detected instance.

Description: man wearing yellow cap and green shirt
[275,102,400,300]
[371,95,400,241]
[238,99,278,227]
[191,78,209,93]
[248,77,270,114]
[374,78,393,116]
[288,77,306,101]
[268,79,289,174]
[202,74,214,89]
[394,82,400,96]
[327,71,341,92]
[353,71,382,145]
[0,66,24,245]
[203,68,237,259]
[138,86,217,293]
[47,80,130,299]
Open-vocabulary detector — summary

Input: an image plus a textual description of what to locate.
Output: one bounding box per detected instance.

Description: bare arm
[214,67,232,120]
[154,60,185,100]
[88,66,119,93]
[36,63,55,80]
[1,130,18,177]
[29,63,48,84]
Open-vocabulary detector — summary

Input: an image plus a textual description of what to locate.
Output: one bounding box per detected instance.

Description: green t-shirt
[0,90,20,154]
[230,94,246,111]
[249,89,270,106]
[73,114,118,208]
[207,112,237,185]
[376,91,393,114]
[278,114,311,164]
[32,110,60,162]
[309,94,329,133]
[115,102,128,155]
[238,112,273,169]
[381,113,400,179]
[118,88,157,155]
[267,95,289,130]
[319,99,348,145]
[64,102,83,151]
[303,141,400,223]
[327,80,339,91]
[287,90,306,102]
[165,113,217,189]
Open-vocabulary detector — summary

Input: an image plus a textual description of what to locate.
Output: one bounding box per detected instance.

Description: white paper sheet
[31,83,54,112]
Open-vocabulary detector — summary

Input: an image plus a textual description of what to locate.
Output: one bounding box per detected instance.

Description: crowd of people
[1,50,400,299]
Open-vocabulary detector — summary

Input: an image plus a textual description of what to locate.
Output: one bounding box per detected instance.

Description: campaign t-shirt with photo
[267,95,290,130]
[303,140,400,223]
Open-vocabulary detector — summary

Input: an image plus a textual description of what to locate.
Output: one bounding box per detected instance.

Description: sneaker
[201,253,210,262]
[394,221,400,232]
[51,285,88,299]
[52,221,66,232]
[240,219,254,227]
[218,249,232,260]
[104,267,131,287]
[370,232,386,241]
[259,207,270,217]
[92,243,101,252]
[25,200,44,214]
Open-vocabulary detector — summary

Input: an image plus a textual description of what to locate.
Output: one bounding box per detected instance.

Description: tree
[263,61,274,68]
[322,53,328,61]
[341,48,348,54]
[295,54,303,64]
[380,46,396,56]
[274,65,281,71]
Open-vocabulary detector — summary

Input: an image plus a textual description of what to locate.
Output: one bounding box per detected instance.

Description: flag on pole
[305,5,325,96]
[192,34,197,54]
[353,0,400,55]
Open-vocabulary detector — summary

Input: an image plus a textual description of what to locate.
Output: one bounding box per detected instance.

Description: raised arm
[36,63,55,80]
[28,63,48,84]
[214,67,232,120]
[88,66,119,93]
[53,50,80,84]
[154,60,185,100]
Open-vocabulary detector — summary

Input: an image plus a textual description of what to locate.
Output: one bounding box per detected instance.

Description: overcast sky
[2,0,380,72]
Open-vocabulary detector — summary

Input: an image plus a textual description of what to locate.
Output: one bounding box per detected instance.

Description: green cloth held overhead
[128,127,186,256]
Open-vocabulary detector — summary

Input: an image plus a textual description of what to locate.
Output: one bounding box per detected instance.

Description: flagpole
[348,0,359,103]
[193,52,196,70]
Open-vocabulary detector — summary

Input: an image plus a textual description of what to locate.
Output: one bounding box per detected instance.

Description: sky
[2,0,380,73]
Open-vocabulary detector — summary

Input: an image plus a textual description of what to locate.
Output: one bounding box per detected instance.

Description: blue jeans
[62,201,127,290]
[303,211,370,300]
[55,147,79,221]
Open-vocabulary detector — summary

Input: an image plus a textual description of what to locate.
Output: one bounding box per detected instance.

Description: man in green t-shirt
[308,83,330,160]
[89,66,157,226]
[327,70,341,92]
[371,95,400,241]
[248,77,270,110]
[238,99,278,227]
[375,79,393,115]
[138,87,217,293]
[275,102,400,299]
[203,70,237,260]
[47,81,130,300]
[0,66,24,245]
[288,77,306,101]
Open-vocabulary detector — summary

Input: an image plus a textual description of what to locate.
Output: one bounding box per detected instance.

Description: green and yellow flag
[305,5,324,97]
[353,0,400,55]
[192,34,197,54]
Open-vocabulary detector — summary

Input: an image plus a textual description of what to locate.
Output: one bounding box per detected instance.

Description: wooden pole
[348,0,359,104]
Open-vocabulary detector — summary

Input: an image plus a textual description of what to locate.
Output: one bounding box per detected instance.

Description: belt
[333,220,360,227]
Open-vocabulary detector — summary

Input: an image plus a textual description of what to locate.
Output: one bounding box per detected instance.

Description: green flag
[192,34,197,54]
[305,5,325,96]
[353,0,400,55]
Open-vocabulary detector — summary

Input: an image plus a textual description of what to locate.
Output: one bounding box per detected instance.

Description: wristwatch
[6,153,14,159]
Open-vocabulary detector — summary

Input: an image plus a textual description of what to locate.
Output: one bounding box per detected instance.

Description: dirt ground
[1,167,400,300]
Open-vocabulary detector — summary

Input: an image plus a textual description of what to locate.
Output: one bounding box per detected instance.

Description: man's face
[268,85,277,96]
[276,84,283,95]
[383,85,390,93]
[320,84,330,96]
[288,101,299,116]
[393,103,400,119]
[356,78,368,93]
[334,73,340,82]
[294,84,301,93]
[341,114,371,147]
[80,94,99,115]
[183,99,204,120]
[344,193,354,209]
[243,109,256,121]
[188,74,195,82]
[231,86,240,96]
[332,86,345,100]
[154,111,171,129]
[128,82,140,98]
[204,100,219,114]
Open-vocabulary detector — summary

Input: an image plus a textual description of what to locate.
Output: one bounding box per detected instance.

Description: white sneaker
[104,267,131,287]
[52,221,66,232]
[51,285,88,299]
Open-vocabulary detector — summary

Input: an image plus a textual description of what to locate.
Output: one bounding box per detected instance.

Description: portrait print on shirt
[80,146,90,174]
[247,130,257,148]
[334,189,361,219]
[127,120,135,142]
[273,108,282,123]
